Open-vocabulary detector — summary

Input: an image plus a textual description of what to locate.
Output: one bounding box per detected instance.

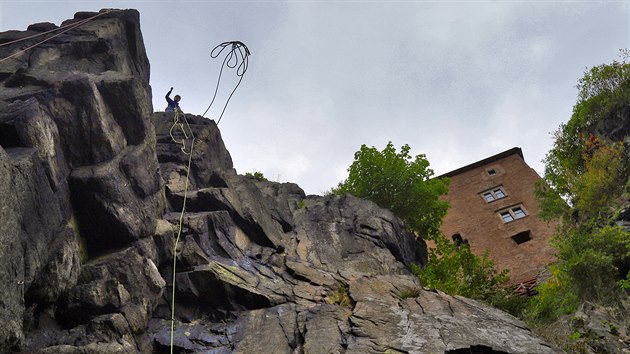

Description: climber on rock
[165,87,181,112]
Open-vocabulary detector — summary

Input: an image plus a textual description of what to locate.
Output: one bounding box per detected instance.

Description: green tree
[331,142,449,239]
[538,51,630,220]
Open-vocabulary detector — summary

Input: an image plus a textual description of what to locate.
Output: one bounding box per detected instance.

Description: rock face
[0,9,560,354]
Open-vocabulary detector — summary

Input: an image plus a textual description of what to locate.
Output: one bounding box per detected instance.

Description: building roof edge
[437,147,524,178]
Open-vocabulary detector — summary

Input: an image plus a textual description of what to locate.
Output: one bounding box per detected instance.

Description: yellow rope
[166,40,247,351]
[169,108,195,353]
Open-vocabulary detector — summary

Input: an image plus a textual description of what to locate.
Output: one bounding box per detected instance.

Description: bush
[574,142,626,219]
[244,171,268,181]
[411,236,525,316]
[331,142,449,239]
[555,225,630,302]
[525,265,581,322]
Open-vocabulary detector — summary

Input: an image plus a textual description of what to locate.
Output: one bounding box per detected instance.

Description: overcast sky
[1,1,628,195]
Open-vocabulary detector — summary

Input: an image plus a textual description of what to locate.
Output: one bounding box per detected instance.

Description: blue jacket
[165,89,179,112]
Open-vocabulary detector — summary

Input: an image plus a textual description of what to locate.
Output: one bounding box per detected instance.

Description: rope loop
[202,41,250,122]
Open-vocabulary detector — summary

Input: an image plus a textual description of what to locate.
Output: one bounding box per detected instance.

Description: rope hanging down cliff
[202,41,250,123]
[169,40,250,354]
[168,108,195,354]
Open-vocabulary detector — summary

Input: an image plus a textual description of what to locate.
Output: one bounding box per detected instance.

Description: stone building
[439,147,558,291]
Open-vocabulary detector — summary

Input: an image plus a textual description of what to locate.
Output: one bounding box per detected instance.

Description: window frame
[480,186,507,203]
[498,205,528,223]
[512,207,526,219]
[500,211,514,222]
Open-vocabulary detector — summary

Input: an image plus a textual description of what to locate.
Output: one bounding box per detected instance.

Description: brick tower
[439,148,558,292]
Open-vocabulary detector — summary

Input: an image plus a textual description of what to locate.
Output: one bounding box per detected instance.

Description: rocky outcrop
[0,9,163,352]
[0,9,560,354]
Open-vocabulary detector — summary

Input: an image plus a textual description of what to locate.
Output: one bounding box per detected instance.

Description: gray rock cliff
[0,9,560,354]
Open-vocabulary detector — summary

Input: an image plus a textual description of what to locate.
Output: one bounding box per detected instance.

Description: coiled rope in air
[0,10,112,64]
[169,41,250,354]
[202,41,250,124]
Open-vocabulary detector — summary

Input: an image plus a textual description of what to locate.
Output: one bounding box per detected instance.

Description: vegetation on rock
[528,51,630,352]
[410,237,525,315]
[325,284,354,308]
[244,171,268,181]
[332,142,449,239]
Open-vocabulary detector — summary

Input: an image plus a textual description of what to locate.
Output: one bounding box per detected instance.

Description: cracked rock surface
[0,8,560,354]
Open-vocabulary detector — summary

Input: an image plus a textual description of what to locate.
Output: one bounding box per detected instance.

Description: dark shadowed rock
[154,111,234,191]
[69,143,164,255]
[594,103,630,142]
[0,147,25,351]
[0,97,69,192]
[9,148,80,299]
[56,246,164,329]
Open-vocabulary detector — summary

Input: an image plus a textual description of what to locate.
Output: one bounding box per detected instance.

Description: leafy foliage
[526,232,615,323]
[332,142,449,239]
[411,237,508,297]
[411,237,525,315]
[538,51,630,219]
[555,225,629,301]
[244,171,268,181]
[573,143,626,218]
[531,53,630,325]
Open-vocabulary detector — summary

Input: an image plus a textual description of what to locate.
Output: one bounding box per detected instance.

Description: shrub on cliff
[331,142,449,239]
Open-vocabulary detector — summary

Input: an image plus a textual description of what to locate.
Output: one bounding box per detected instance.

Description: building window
[499,205,528,223]
[487,168,497,176]
[481,186,507,203]
[513,207,526,219]
[511,230,532,244]
[500,211,514,222]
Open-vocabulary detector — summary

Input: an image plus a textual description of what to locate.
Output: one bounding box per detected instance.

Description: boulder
[56,246,165,328]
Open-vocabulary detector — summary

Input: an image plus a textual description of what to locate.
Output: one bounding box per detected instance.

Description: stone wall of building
[440,148,558,286]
